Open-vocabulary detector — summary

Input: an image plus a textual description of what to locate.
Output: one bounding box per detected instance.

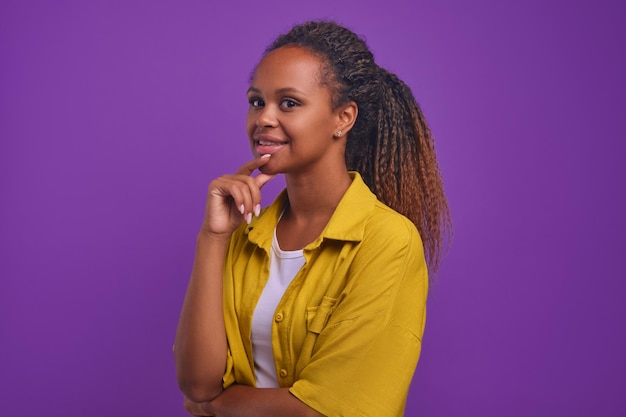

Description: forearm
[188,385,323,417]
[175,232,230,402]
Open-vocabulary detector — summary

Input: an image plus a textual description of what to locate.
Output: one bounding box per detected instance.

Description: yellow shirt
[222,172,428,417]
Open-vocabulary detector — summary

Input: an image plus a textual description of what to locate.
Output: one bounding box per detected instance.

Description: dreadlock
[266,20,452,273]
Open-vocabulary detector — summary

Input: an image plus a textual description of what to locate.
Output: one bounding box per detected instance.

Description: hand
[184,396,215,416]
[201,155,275,237]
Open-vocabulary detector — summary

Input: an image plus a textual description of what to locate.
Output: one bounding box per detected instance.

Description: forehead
[250,46,324,91]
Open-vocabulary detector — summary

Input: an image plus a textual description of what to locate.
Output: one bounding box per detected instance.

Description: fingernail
[246,212,252,224]
[254,204,261,217]
[261,154,271,159]
[239,204,244,214]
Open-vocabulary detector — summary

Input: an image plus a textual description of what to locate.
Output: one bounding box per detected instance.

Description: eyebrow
[246,86,308,96]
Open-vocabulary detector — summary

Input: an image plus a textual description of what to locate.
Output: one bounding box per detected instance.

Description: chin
[259,163,280,176]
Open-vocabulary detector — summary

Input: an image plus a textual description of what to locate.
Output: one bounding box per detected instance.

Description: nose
[256,105,278,128]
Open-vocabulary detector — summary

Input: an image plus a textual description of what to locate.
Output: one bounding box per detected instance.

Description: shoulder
[332,172,422,252]
[363,200,423,252]
[349,200,427,290]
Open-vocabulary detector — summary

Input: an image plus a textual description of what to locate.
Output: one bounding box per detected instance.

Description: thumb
[255,172,276,188]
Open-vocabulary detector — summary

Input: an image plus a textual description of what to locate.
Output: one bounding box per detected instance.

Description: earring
[336,130,342,137]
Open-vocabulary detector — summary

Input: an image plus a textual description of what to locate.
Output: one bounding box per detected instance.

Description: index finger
[235,154,272,176]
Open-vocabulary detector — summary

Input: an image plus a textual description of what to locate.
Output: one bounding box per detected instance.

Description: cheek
[292,117,332,142]
[245,112,256,136]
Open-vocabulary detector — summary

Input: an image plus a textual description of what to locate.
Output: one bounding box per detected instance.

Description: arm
[175,155,275,402]
[185,215,426,417]
[184,386,323,417]
[175,232,229,402]
[288,217,428,417]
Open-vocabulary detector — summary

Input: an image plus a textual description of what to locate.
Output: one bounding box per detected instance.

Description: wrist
[197,230,231,246]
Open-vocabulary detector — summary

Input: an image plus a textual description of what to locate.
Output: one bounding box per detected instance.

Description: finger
[184,397,209,417]
[235,154,272,176]
[234,174,272,218]
[225,177,259,222]
[235,182,254,223]
[183,397,196,415]
[224,174,270,218]
[221,179,251,219]
[254,172,276,189]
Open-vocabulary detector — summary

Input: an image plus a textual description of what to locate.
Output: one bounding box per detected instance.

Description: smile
[257,140,287,146]
[254,137,288,155]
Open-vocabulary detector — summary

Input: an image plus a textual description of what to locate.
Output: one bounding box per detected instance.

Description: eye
[280,99,299,109]
[249,97,264,108]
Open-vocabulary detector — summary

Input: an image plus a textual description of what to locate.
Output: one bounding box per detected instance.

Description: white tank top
[251,228,305,388]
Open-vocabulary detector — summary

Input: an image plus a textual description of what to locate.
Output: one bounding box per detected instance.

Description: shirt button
[279,369,288,378]
[275,312,284,322]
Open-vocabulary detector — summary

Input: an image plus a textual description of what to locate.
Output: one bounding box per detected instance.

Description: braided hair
[266,21,451,273]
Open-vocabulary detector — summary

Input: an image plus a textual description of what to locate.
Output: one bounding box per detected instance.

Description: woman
[175,21,451,417]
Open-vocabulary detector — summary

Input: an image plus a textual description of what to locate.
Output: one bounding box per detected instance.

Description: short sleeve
[289,217,428,417]
[222,347,236,388]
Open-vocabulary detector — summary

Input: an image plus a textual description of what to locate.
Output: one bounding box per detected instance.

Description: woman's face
[246,46,345,176]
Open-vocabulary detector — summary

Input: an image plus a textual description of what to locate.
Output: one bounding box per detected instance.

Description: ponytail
[347,68,451,272]
[267,21,451,273]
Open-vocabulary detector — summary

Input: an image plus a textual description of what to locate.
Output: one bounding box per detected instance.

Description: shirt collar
[245,172,377,251]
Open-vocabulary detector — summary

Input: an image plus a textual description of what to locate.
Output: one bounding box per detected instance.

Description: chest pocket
[306,296,337,334]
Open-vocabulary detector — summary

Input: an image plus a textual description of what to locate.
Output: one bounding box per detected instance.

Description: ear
[333,101,358,139]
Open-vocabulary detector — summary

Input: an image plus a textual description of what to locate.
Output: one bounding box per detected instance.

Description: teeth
[258,140,284,146]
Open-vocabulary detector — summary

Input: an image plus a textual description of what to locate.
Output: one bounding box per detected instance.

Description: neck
[283,168,352,222]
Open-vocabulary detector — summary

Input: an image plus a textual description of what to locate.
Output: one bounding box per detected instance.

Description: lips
[254,135,288,155]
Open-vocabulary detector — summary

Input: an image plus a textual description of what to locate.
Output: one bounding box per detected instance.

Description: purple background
[1,0,625,415]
